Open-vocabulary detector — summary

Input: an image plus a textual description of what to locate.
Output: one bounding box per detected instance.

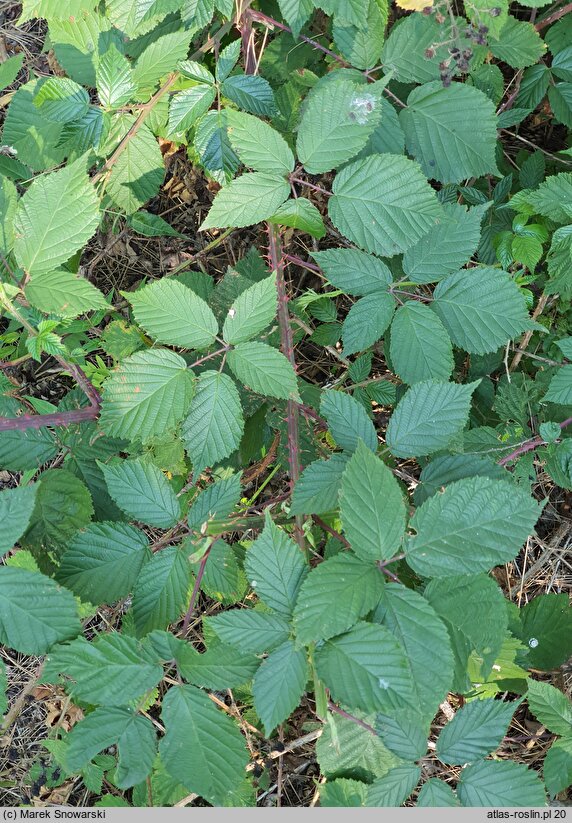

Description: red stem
[497,416,572,467]
[535,2,572,29]
[0,406,99,432]
[328,702,377,736]
[181,540,216,633]
[290,177,331,197]
[239,7,257,75]
[250,9,346,65]
[313,515,351,548]
[283,254,320,272]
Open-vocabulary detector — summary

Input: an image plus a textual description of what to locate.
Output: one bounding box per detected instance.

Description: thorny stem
[497,417,572,467]
[249,9,347,65]
[535,1,572,29]
[0,406,99,433]
[268,223,306,552]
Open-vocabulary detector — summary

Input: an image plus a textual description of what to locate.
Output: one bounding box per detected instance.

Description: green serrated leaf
[320,390,377,453]
[432,267,531,355]
[22,469,93,551]
[544,365,572,405]
[291,454,349,515]
[297,79,382,174]
[0,484,38,556]
[66,707,156,789]
[215,39,240,83]
[176,641,259,690]
[315,621,414,714]
[98,458,181,528]
[244,513,307,617]
[0,567,80,654]
[99,348,195,442]
[328,154,442,257]
[390,302,453,385]
[401,82,498,184]
[14,156,99,276]
[187,473,242,532]
[132,30,192,91]
[168,85,216,134]
[97,44,135,108]
[375,713,428,762]
[268,198,325,238]
[366,764,420,807]
[424,575,507,691]
[194,109,240,185]
[253,639,308,734]
[436,698,518,765]
[517,593,572,670]
[402,203,489,284]
[317,710,399,781]
[277,0,314,38]
[201,172,290,230]
[34,77,90,122]
[106,123,164,214]
[223,273,277,345]
[205,610,290,653]
[58,522,151,605]
[527,679,572,736]
[43,633,162,706]
[312,247,392,295]
[413,454,507,505]
[386,380,479,459]
[544,737,572,797]
[160,685,248,805]
[132,546,192,636]
[221,74,276,116]
[406,477,542,577]
[127,279,218,350]
[374,584,454,723]
[227,341,300,401]
[181,371,244,478]
[293,553,384,645]
[320,778,367,807]
[26,269,108,318]
[457,759,546,807]
[417,778,460,807]
[340,441,406,562]
[342,292,395,356]
[225,109,294,174]
[490,17,547,69]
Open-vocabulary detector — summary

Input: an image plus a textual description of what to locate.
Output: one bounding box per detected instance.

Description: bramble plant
[1,0,572,809]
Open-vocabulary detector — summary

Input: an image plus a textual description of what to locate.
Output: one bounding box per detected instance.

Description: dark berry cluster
[465,22,490,45]
[450,46,474,72]
[439,60,453,87]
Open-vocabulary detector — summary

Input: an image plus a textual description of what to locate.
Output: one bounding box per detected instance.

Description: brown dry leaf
[32,685,54,700]
[42,781,75,805]
[158,137,179,159]
[46,50,66,77]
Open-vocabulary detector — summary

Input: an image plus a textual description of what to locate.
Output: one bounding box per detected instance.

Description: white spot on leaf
[348,94,377,125]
